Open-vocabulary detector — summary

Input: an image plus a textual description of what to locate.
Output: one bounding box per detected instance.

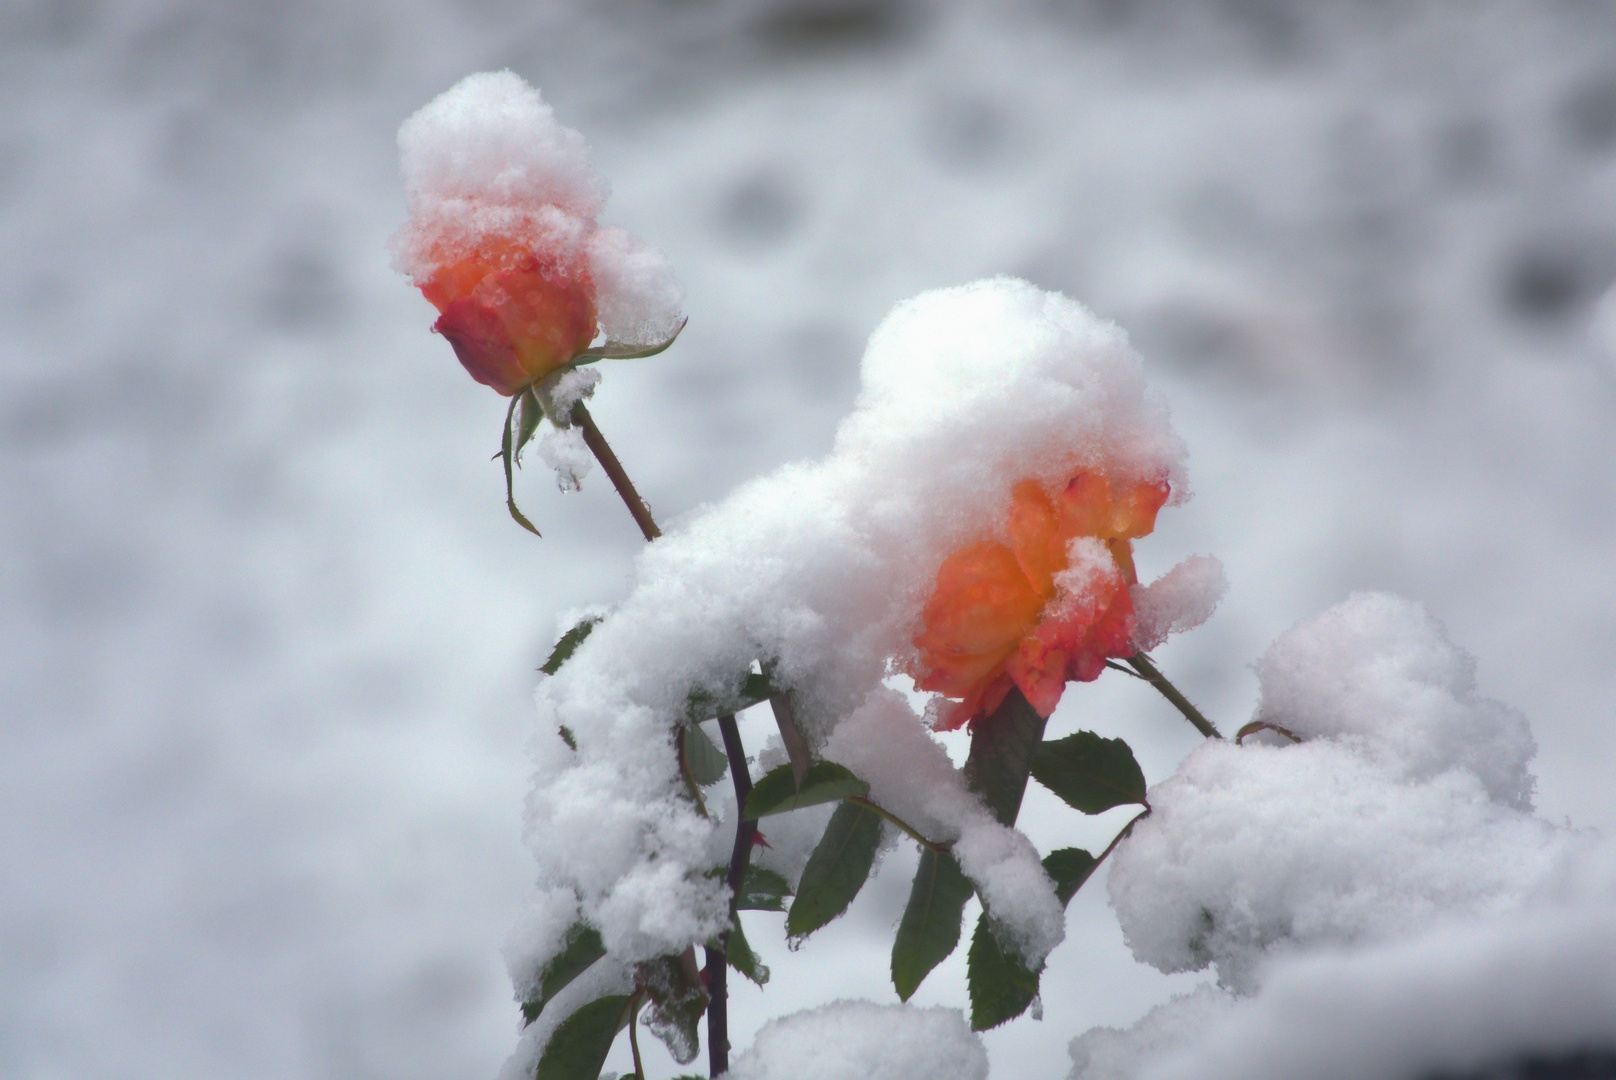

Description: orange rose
[418,237,598,397]
[912,472,1169,730]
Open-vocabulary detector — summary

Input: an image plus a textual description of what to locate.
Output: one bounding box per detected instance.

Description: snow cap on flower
[391,71,683,393]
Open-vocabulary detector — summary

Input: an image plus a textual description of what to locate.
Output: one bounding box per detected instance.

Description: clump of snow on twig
[1108,592,1568,994]
[822,688,1065,967]
[727,1000,989,1080]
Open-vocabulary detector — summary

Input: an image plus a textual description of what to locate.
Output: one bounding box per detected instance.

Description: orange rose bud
[424,252,598,397]
[912,470,1170,730]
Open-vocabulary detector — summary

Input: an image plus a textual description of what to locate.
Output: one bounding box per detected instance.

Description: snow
[726,1000,989,1080]
[1109,593,1568,992]
[1074,835,1616,1080]
[1130,555,1226,653]
[1067,985,1237,1080]
[1250,592,1537,809]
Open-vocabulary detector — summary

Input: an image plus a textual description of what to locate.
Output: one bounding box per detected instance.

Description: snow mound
[727,1001,989,1080]
[1109,593,1568,992]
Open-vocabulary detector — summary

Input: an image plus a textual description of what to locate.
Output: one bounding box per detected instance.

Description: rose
[912,471,1169,730]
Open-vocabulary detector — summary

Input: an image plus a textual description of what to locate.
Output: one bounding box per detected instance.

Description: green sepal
[635,954,708,1065]
[1029,731,1148,814]
[521,923,607,1026]
[516,386,543,460]
[891,849,974,1001]
[743,761,869,820]
[737,865,793,911]
[533,993,632,1080]
[965,847,1097,1030]
[501,389,541,536]
[786,800,882,940]
[542,617,601,676]
[684,671,780,726]
[682,721,728,786]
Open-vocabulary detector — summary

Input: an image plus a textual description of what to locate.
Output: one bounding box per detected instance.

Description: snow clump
[727,1001,989,1080]
[1072,834,1616,1080]
[1108,592,1570,993]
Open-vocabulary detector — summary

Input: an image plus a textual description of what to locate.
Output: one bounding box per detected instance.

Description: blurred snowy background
[3,0,1615,1077]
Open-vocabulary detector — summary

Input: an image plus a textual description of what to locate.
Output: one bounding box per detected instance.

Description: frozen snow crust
[1109,593,1567,993]
[727,1001,989,1080]
[391,71,683,348]
[514,279,1202,999]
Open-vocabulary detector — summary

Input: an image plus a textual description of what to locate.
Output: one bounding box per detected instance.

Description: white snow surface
[1067,985,1237,1080]
[521,278,1191,971]
[1109,593,1570,992]
[726,1000,989,1080]
[1130,555,1227,653]
[1092,835,1616,1080]
[1252,592,1537,808]
[391,70,683,346]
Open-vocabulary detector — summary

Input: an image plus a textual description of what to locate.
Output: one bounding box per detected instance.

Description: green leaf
[542,617,601,676]
[557,726,578,751]
[1042,846,1099,905]
[521,923,607,1025]
[534,994,631,1080]
[682,721,728,786]
[575,317,688,362]
[891,849,974,1001]
[964,848,1096,1031]
[786,801,882,939]
[743,761,870,820]
[684,671,780,725]
[635,955,708,1065]
[1029,731,1148,814]
[516,386,543,460]
[724,917,770,986]
[501,390,541,537]
[964,688,1051,826]
[737,865,793,912]
[966,912,1042,1031]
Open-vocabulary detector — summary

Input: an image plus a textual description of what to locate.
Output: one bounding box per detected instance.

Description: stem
[844,796,948,853]
[706,712,754,1078]
[627,993,645,1080]
[1096,807,1151,868]
[1124,652,1222,740]
[570,400,661,542]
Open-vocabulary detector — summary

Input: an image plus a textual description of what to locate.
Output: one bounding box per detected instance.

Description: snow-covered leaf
[743,761,869,820]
